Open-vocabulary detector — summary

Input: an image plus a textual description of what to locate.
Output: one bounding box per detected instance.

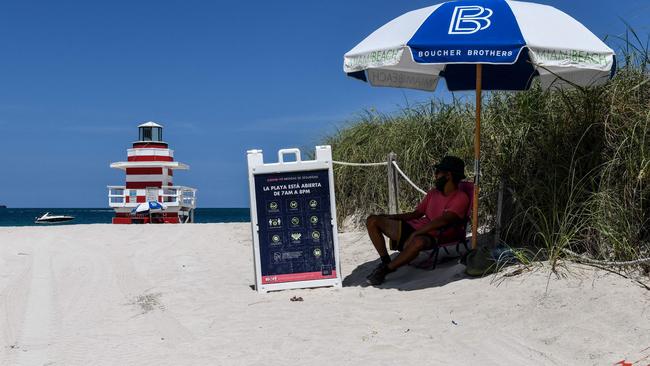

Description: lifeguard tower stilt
[108,122,197,224]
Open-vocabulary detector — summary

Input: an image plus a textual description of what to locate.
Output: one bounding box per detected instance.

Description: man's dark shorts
[389,220,438,251]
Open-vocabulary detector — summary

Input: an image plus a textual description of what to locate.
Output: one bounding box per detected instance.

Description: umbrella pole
[472,64,482,250]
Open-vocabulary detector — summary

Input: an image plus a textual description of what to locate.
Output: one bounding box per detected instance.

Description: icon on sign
[273,252,281,263]
[311,231,321,240]
[309,199,318,209]
[271,234,281,243]
[289,200,299,209]
[291,232,302,241]
[313,248,322,258]
[291,216,301,226]
[321,265,332,276]
[269,218,282,227]
[310,215,319,225]
[269,201,279,211]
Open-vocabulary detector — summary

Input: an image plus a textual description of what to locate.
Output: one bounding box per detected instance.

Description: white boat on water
[35,212,75,224]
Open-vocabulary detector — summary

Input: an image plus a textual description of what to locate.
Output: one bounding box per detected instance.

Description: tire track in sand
[13,248,57,366]
[0,252,33,364]
[51,245,115,365]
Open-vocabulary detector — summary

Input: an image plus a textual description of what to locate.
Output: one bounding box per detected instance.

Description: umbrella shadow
[342,253,477,291]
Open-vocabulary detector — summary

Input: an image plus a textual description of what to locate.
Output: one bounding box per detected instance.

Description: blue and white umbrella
[344,0,615,91]
[343,0,616,248]
[132,201,166,214]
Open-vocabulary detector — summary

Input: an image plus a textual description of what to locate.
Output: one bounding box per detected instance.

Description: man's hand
[418,211,463,234]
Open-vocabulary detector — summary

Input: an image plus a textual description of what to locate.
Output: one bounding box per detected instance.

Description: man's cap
[435,156,466,179]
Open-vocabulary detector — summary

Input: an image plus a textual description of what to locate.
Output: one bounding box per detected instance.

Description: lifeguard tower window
[139,126,162,142]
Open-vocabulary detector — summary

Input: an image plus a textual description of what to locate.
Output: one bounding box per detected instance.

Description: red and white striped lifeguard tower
[108,122,197,224]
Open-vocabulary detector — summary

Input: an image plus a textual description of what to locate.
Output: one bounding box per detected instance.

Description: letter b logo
[448,6,493,35]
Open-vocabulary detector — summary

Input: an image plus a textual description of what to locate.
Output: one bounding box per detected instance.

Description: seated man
[365,156,470,286]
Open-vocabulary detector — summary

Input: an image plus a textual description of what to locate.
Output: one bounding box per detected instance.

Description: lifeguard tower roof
[138,121,163,128]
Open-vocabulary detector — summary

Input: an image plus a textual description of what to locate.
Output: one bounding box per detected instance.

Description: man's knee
[366,214,380,229]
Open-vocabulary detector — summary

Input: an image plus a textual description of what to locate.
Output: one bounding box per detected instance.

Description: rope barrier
[391,161,427,195]
[332,161,388,167]
[562,249,650,266]
[331,159,427,195]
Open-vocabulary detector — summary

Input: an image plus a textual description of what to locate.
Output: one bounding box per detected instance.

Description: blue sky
[0,0,647,208]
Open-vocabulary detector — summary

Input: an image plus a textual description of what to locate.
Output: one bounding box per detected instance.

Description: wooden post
[495,175,505,246]
[472,64,482,250]
[387,152,399,214]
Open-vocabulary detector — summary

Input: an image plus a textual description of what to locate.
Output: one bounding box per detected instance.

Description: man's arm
[410,211,462,237]
[381,211,423,221]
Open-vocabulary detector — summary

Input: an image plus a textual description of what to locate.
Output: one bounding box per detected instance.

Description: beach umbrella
[132,201,166,214]
[343,0,616,249]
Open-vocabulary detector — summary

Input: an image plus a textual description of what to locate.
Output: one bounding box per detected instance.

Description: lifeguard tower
[108,122,197,224]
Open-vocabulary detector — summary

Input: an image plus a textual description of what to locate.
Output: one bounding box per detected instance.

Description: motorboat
[35,212,75,224]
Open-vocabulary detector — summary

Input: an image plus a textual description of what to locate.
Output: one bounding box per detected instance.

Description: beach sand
[0,223,648,365]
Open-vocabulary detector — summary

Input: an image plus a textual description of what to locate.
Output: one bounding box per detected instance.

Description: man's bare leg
[365,215,400,258]
[367,235,435,286]
[387,235,435,271]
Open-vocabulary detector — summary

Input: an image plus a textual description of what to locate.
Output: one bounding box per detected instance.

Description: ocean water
[0,208,250,227]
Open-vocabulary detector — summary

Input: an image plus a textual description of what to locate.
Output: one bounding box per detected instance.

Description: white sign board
[247,146,342,293]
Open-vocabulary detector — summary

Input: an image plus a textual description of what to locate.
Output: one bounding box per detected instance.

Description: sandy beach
[0,223,648,365]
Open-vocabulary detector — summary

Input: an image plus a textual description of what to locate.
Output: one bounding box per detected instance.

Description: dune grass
[323,37,649,267]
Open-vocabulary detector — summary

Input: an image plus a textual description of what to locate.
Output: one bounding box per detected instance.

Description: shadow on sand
[342,253,477,291]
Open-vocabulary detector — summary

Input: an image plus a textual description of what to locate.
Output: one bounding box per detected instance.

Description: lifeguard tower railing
[126,147,174,158]
[107,186,197,208]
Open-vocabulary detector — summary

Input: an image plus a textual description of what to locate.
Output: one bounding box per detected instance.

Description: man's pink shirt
[407,189,470,242]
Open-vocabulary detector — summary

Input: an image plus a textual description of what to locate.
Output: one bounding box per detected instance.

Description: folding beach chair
[414,181,474,270]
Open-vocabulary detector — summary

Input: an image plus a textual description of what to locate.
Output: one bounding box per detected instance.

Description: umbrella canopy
[343,0,616,248]
[344,0,615,90]
[132,201,166,214]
